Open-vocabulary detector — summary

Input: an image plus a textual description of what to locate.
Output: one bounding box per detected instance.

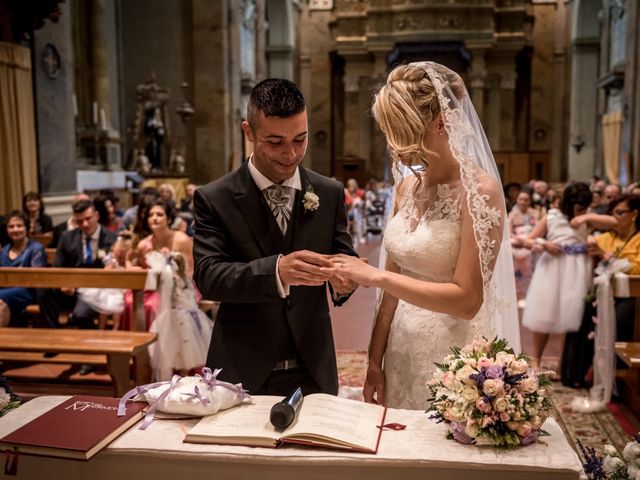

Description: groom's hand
[279,250,333,287]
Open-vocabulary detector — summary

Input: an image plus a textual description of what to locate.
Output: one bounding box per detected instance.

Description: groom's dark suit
[193,163,356,394]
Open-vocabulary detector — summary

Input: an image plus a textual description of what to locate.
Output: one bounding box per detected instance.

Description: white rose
[462,385,479,402]
[495,351,515,366]
[482,378,504,396]
[455,365,478,385]
[463,357,478,368]
[623,442,640,462]
[520,376,539,394]
[493,397,509,413]
[0,390,9,410]
[603,455,626,474]
[604,444,619,457]
[508,359,529,375]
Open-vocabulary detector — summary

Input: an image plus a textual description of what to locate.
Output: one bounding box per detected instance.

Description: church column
[468,47,488,126]
[368,50,389,181]
[486,54,517,152]
[91,0,109,123]
[192,0,233,180]
[33,0,77,194]
[88,0,121,170]
[342,68,361,157]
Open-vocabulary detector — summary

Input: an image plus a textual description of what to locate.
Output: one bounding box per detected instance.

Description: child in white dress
[147,250,213,381]
[519,182,596,368]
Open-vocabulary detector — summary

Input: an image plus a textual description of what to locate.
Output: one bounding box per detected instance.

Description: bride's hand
[323,254,380,288]
[363,363,385,405]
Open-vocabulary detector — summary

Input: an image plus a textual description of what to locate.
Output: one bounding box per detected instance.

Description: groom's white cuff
[275,254,290,298]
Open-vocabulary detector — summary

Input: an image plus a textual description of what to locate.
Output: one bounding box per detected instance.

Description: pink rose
[477,357,492,369]
[506,421,520,431]
[475,397,492,413]
[517,421,532,438]
[499,412,511,422]
[442,371,456,389]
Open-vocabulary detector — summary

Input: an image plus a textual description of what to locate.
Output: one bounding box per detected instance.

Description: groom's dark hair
[247,78,306,128]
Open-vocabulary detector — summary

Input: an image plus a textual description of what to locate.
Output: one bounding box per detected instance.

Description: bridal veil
[375,61,521,352]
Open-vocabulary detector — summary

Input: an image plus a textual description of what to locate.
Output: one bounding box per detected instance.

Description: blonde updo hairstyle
[372,64,441,173]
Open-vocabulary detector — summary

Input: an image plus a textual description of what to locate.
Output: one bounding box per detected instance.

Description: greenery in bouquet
[579,436,640,480]
[0,377,21,416]
[427,335,554,448]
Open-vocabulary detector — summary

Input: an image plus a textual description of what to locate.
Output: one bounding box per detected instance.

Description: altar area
[0,396,583,480]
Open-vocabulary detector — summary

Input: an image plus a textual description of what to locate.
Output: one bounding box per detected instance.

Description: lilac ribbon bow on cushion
[118,368,250,429]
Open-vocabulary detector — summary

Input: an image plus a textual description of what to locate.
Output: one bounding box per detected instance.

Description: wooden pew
[0,267,150,331]
[614,275,640,418]
[0,328,156,396]
[45,248,56,265]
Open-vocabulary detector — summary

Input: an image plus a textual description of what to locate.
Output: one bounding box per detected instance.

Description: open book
[184,393,386,453]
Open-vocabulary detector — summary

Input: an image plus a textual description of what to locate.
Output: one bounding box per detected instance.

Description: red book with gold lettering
[0,396,146,460]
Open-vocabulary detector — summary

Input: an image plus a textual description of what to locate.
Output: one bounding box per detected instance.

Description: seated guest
[180,183,197,213]
[122,187,159,231]
[37,200,118,329]
[23,191,53,244]
[99,188,124,218]
[50,193,91,249]
[120,198,193,330]
[158,183,188,232]
[562,194,640,386]
[0,211,47,326]
[94,194,124,233]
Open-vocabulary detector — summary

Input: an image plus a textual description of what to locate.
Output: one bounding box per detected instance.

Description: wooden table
[0,396,583,480]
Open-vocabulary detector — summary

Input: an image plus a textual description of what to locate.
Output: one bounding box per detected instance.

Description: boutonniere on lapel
[96,249,107,260]
[302,185,320,213]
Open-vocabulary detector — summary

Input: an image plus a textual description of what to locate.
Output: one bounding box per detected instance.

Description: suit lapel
[233,163,280,256]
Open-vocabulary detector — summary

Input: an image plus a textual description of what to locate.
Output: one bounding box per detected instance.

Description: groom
[193,78,358,396]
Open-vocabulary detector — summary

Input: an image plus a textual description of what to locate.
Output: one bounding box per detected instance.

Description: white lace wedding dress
[382,183,495,410]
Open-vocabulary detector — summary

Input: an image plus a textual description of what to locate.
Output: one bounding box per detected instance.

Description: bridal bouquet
[0,377,21,417]
[427,335,553,448]
[580,436,640,479]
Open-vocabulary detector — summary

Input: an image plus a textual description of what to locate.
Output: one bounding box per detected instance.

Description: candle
[72,94,78,117]
[92,102,98,124]
[100,108,107,130]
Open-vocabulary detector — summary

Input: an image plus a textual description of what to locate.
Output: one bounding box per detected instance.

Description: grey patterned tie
[264,184,293,234]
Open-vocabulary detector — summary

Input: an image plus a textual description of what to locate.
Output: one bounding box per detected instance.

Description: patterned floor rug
[336,350,639,461]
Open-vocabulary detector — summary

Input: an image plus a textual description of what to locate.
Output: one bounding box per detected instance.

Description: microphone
[270,387,304,431]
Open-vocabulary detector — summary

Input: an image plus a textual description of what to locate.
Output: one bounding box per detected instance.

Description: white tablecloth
[0,396,583,480]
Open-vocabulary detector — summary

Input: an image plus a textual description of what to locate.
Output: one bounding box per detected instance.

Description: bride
[328,62,520,410]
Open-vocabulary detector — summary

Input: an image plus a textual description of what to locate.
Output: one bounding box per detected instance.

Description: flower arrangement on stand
[0,377,21,416]
[579,436,640,480]
[427,335,554,448]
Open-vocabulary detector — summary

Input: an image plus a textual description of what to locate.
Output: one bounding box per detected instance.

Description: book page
[185,396,282,445]
[283,394,384,450]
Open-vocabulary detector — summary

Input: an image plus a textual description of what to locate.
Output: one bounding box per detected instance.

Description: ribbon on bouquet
[571,258,630,413]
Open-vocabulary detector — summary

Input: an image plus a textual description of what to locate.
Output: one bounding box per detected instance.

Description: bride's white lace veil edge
[371,61,521,354]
